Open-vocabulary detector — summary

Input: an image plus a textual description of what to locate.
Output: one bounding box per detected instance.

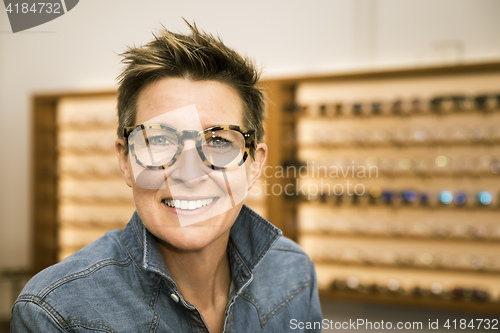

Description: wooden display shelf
[262,60,500,314]
[319,288,500,315]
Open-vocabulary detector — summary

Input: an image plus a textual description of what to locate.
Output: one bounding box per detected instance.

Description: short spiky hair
[116,22,265,154]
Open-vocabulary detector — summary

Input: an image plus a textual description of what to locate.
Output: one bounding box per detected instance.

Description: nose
[167,139,209,188]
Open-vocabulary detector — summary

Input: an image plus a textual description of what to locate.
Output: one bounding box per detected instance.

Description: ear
[246,143,268,190]
[115,138,133,188]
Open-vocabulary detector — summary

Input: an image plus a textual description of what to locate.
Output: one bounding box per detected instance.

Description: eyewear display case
[33,61,500,313]
[261,61,500,314]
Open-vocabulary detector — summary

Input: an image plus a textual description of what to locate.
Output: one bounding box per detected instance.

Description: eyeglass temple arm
[124,126,158,165]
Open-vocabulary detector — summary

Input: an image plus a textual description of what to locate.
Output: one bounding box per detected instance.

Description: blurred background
[1,0,500,331]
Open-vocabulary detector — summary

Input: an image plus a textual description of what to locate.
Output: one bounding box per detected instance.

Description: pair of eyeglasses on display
[124,124,256,171]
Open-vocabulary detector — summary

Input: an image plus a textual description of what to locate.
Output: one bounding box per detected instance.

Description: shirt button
[170,293,180,303]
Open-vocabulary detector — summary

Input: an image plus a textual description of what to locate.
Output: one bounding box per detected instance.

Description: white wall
[1,0,499,319]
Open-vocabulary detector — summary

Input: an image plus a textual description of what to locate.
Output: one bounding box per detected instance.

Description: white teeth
[180,200,188,210]
[163,198,215,210]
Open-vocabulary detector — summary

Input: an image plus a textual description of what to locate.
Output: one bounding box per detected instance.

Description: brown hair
[116,21,265,154]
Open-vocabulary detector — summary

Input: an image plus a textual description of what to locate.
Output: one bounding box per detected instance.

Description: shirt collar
[121,205,282,292]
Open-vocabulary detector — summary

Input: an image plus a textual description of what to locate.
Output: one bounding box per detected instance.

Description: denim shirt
[12,206,322,332]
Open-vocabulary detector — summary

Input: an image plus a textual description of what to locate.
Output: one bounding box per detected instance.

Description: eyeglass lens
[131,127,246,169]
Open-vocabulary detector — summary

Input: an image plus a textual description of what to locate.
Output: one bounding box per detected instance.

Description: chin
[155,223,229,252]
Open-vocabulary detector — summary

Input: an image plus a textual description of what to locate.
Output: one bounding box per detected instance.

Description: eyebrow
[140,123,240,131]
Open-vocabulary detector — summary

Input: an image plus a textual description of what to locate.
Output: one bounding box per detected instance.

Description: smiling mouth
[162,198,216,210]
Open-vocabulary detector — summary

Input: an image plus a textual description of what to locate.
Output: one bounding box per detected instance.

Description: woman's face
[116,77,266,251]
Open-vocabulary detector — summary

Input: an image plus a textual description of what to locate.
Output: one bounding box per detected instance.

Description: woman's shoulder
[18,229,129,300]
[271,236,308,255]
[252,235,313,286]
[262,235,313,277]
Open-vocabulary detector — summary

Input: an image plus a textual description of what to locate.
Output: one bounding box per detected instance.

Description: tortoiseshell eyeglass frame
[124,124,256,171]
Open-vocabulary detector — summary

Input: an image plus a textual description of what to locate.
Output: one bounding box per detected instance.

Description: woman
[12,22,322,332]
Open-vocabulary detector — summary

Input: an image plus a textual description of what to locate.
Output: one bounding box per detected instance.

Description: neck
[159,234,232,310]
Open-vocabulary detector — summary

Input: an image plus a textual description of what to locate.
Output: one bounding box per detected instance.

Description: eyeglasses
[124,124,256,171]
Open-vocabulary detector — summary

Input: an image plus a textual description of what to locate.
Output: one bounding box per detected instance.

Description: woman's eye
[149,135,171,146]
[209,137,232,148]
